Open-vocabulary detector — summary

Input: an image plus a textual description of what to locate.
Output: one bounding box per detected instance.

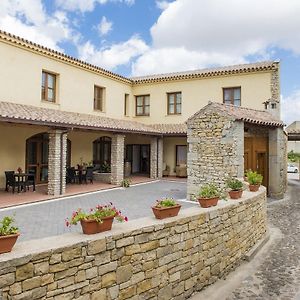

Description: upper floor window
[124,94,129,116]
[136,95,150,116]
[94,86,105,111]
[223,87,241,106]
[42,71,56,102]
[167,92,182,115]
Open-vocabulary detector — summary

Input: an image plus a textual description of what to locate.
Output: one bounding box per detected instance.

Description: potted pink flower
[65,203,128,235]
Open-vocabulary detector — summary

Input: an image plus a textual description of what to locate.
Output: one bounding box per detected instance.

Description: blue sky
[1,0,300,124]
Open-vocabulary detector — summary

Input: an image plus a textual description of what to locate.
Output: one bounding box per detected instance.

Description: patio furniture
[67,167,79,184]
[5,171,26,193]
[81,167,94,184]
[25,172,36,191]
[162,163,170,177]
[175,164,187,178]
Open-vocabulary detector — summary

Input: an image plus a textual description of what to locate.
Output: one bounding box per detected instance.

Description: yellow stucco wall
[0,123,45,188]
[0,40,274,126]
[163,137,187,176]
[131,72,272,124]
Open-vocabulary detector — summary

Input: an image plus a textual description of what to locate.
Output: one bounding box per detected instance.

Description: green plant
[226,178,243,191]
[121,178,131,188]
[0,216,19,236]
[155,198,177,208]
[198,183,221,198]
[65,203,128,227]
[100,161,111,173]
[288,150,300,162]
[246,170,263,185]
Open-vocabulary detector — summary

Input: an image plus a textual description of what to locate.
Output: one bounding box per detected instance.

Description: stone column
[269,128,287,199]
[48,130,67,196]
[150,137,158,179]
[111,134,125,185]
[157,137,163,179]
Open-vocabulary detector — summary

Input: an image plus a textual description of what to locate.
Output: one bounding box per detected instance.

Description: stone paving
[0,180,193,242]
[225,176,300,300]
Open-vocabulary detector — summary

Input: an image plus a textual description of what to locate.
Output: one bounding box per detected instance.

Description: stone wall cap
[187,102,284,128]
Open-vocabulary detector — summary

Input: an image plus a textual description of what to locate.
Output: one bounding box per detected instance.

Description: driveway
[0,180,192,242]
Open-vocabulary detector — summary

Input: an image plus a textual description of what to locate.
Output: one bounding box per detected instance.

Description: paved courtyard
[0,180,193,242]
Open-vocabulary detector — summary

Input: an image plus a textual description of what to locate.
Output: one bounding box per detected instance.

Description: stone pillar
[111,134,125,185]
[269,128,287,199]
[157,138,163,179]
[48,130,67,196]
[150,137,158,179]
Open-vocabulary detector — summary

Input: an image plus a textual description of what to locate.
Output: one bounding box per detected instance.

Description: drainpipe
[156,137,159,178]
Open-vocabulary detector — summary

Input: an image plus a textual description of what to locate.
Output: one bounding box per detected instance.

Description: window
[93,137,111,166]
[124,94,129,116]
[94,86,105,111]
[176,145,187,165]
[167,92,182,115]
[41,71,56,102]
[223,87,241,106]
[136,95,150,116]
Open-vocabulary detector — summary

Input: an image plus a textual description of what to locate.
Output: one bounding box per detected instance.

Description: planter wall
[93,172,111,184]
[0,189,267,300]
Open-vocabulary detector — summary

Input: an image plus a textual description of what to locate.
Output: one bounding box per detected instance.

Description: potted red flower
[198,183,221,208]
[65,203,128,235]
[0,216,20,254]
[152,198,181,219]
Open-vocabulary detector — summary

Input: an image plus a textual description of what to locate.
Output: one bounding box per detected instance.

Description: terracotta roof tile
[152,123,187,135]
[0,101,161,135]
[131,61,279,84]
[188,102,284,127]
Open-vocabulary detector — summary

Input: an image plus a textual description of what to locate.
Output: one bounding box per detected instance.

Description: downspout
[156,137,159,178]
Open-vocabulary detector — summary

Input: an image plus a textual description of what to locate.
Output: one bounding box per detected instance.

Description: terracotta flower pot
[228,189,243,199]
[80,216,114,235]
[249,184,260,192]
[0,233,20,254]
[198,197,219,208]
[152,205,181,219]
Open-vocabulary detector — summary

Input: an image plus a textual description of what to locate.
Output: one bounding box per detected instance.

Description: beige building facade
[0,30,282,195]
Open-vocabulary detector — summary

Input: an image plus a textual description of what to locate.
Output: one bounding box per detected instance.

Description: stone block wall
[0,190,267,300]
[48,130,67,196]
[187,110,244,200]
[111,134,125,185]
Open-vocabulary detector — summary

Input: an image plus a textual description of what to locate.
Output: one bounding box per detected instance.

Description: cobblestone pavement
[0,180,193,242]
[225,176,300,300]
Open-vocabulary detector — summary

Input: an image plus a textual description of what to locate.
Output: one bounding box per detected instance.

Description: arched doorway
[26,133,71,184]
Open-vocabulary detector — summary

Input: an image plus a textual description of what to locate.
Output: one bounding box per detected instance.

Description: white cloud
[156,1,172,10]
[97,16,113,36]
[132,0,300,75]
[0,0,75,51]
[282,90,300,125]
[55,0,135,13]
[78,35,148,70]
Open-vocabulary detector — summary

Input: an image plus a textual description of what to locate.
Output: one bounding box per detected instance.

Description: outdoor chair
[162,163,170,177]
[66,167,79,184]
[25,171,36,191]
[5,171,26,193]
[81,167,94,184]
[175,164,187,178]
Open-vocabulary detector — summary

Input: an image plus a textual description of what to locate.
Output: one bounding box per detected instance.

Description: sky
[1,0,300,125]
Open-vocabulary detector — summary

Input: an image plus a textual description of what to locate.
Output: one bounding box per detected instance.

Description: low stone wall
[0,189,267,300]
[93,172,111,184]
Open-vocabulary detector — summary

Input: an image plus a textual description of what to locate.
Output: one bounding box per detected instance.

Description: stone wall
[111,134,125,185]
[0,189,267,300]
[187,110,244,200]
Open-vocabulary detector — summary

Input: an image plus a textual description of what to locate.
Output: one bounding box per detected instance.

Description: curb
[244,231,270,262]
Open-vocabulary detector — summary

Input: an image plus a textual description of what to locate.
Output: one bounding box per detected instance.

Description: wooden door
[244,137,268,189]
[26,134,49,183]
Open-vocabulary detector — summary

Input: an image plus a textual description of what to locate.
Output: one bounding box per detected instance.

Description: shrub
[121,178,131,188]
[246,170,263,185]
[0,216,19,236]
[155,198,177,208]
[226,178,243,191]
[198,183,221,198]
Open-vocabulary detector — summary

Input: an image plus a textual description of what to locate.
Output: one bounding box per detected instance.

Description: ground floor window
[93,136,111,170]
[176,145,187,165]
